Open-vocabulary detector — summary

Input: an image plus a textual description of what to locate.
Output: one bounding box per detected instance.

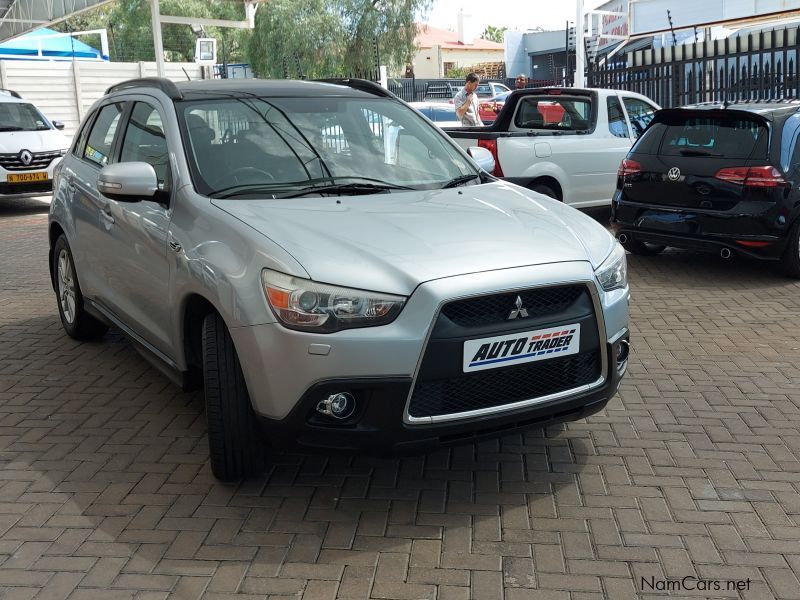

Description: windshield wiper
[0,126,24,132]
[679,149,722,157]
[282,182,409,199]
[210,183,295,199]
[210,176,412,199]
[441,174,481,188]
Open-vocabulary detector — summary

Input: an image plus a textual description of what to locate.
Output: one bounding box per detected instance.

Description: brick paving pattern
[1,198,800,599]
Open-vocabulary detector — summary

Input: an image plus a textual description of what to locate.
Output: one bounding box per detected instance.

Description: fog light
[316,392,356,419]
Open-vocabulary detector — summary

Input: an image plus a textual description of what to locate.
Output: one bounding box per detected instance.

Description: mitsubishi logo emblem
[19,150,32,166]
[507,295,529,320]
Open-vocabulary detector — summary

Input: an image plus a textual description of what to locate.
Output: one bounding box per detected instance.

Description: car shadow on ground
[0,196,51,218]
[0,311,591,575]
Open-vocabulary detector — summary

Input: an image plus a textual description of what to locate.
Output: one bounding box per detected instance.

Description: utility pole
[574,0,585,87]
[151,0,166,78]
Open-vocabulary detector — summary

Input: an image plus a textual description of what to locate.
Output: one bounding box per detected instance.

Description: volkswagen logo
[667,167,681,181]
[19,150,32,166]
[507,295,529,320]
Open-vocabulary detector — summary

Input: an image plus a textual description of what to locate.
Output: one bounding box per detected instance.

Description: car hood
[211,181,615,296]
[0,129,68,153]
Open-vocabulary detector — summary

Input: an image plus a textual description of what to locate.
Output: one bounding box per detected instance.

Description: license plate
[463,323,581,373]
[7,172,49,183]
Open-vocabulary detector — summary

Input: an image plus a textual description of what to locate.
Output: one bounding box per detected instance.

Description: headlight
[595,243,627,291]
[262,269,407,333]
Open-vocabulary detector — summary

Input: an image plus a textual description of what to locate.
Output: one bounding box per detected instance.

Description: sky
[420,0,609,33]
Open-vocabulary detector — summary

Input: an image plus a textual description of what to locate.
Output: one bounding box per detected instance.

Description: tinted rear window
[514,96,591,131]
[659,115,768,159]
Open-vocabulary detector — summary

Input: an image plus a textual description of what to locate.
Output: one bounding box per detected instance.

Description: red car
[479,91,510,125]
[479,92,567,126]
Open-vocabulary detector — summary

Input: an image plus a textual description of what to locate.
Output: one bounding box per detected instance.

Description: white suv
[0,89,69,199]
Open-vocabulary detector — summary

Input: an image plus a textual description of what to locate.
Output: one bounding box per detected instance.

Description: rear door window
[513,96,591,130]
[659,115,768,159]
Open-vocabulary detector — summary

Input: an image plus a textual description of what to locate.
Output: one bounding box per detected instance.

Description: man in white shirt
[453,73,481,127]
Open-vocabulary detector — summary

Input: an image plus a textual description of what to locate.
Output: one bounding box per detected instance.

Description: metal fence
[589,26,800,108]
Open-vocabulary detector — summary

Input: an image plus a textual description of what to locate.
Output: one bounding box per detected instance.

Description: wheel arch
[48,222,66,290]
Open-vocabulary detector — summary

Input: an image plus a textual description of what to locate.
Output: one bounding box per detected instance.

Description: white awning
[0,0,113,42]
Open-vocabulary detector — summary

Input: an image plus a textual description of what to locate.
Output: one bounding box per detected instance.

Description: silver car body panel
[49,80,629,428]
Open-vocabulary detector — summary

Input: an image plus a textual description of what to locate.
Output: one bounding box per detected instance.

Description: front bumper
[229,262,629,451]
[0,158,61,198]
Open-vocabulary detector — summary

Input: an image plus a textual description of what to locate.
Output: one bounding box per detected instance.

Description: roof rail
[105,78,183,100]
[0,88,21,99]
[314,78,397,99]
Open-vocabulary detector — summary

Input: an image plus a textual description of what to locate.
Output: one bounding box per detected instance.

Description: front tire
[530,183,559,200]
[52,235,108,340]
[780,220,800,278]
[202,312,266,481]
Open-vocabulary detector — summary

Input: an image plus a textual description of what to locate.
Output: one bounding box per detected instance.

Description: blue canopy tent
[0,28,107,61]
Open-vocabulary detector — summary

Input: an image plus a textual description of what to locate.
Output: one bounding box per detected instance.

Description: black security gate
[588,26,800,108]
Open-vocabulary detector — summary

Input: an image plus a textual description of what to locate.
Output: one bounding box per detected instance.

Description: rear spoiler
[653,107,773,125]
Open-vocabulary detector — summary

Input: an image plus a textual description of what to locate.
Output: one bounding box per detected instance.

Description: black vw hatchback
[611,101,800,277]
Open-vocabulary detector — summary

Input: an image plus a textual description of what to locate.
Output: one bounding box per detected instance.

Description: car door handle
[168,236,182,253]
[100,206,114,224]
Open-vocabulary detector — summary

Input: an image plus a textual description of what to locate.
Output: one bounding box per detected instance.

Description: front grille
[408,350,601,419]
[441,285,585,328]
[0,151,60,171]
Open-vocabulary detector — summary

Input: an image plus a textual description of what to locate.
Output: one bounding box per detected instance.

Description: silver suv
[49,78,630,481]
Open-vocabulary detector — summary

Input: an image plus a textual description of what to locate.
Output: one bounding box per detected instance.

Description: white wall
[0,60,205,138]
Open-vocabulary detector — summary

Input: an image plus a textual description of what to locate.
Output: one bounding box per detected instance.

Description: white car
[446,88,660,208]
[409,101,462,128]
[0,89,69,199]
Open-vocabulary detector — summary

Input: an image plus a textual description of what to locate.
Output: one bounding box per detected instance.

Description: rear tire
[202,312,266,481]
[620,238,666,256]
[780,220,800,279]
[52,235,109,340]
[530,183,559,200]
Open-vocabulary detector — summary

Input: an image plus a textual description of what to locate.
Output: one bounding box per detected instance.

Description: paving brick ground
[2,198,800,599]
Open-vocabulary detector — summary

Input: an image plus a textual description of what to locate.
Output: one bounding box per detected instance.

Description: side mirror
[467,146,495,174]
[52,120,65,130]
[97,162,158,202]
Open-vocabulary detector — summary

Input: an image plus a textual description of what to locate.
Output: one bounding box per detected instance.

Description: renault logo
[667,167,681,181]
[507,295,529,320]
[19,150,32,166]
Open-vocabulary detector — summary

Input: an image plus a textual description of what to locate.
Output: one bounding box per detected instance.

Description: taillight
[715,166,787,188]
[618,159,641,178]
[478,138,504,177]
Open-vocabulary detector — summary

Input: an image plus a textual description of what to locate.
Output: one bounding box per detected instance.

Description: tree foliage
[54,0,250,64]
[481,25,507,44]
[247,0,431,79]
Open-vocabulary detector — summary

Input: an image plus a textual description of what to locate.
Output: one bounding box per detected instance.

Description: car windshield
[178,96,476,197]
[0,102,51,131]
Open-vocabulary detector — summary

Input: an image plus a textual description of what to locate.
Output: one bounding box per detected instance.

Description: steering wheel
[214,167,275,188]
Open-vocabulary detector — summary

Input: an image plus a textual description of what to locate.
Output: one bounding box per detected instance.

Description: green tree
[55,0,250,64]
[247,0,431,79]
[445,66,469,79]
[481,25,507,44]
